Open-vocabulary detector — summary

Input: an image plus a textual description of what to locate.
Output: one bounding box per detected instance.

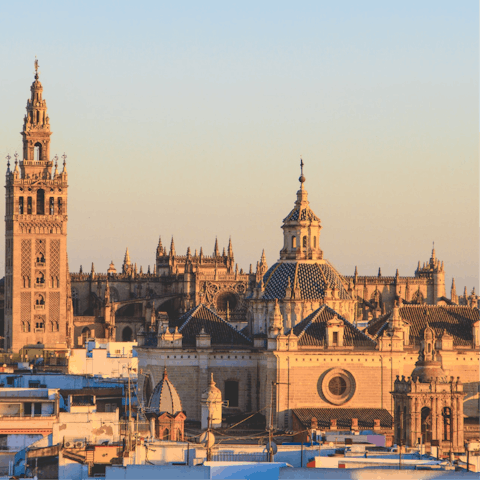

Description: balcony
[35,262,46,267]
[34,283,45,289]
[34,305,45,310]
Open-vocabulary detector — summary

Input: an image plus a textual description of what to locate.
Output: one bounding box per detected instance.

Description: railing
[212,452,268,462]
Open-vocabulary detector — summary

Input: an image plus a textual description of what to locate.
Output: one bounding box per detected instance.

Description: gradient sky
[0,1,478,293]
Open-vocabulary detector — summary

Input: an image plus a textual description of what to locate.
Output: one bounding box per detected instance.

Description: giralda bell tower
[4,60,72,352]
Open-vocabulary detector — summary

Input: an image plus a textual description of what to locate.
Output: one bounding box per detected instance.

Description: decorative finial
[299,157,305,184]
[34,57,39,78]
[6,154,10,169]
[62,153,67,166]
[14,152,18,163]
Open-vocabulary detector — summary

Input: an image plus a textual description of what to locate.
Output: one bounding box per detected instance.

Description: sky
[0,1,478,293]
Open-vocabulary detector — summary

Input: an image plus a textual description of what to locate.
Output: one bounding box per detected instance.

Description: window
[303,236,307,248]
[36,189,45,215]
[27,197,32,215]
[29,380,40,388]
[292,236,296,249]
[36,272,45,284]
[35,321,44,329]
[313,236,316,248]
[328,376,346,396]
[19,197,24,214]
[225,380,239,408]
[34,143,41,160]
[49,197,54,215]
[57,198,62,214]
[332,331,338,345]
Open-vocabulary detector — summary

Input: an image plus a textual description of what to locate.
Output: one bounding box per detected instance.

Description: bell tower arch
[4,60,72,352]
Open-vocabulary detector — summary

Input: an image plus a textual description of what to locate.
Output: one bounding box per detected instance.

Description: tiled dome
[148,368,183,416]
[260,261,352,301]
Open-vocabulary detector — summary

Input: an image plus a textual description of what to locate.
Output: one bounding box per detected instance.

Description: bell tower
[4,60,72,352]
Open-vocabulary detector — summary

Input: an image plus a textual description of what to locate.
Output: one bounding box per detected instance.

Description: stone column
[435,397,442,443]
[451,395,458,449]
[431,396,437,444]
[415,398,421,445]
[457,395,464,449]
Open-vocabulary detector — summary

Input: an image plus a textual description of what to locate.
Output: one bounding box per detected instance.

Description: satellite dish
[266,441,277,455]
[199,431,215,449]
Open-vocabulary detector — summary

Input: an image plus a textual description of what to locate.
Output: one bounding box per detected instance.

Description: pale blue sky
[0,1,478,292]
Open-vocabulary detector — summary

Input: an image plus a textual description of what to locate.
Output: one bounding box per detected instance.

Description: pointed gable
[177,304,252,347]
[292,305,376,347]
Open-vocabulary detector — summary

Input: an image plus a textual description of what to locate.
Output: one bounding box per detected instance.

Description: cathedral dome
[260,261,352,301]
[147,368,183,416]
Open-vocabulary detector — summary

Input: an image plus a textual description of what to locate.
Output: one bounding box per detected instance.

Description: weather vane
[34,57,39,74]
[300,156,304,176]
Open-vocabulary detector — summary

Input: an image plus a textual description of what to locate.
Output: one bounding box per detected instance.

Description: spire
[170,237,175,256]
[227,237,233,258]
[296,156,308,203]
[22,57,52,164]
[61,153,67,174]
[214,237,219,257]
[124,248,131,265]
[378,267,382,277]
[156,236,163,257]
[431,242,436,261]
[5,154,10,175]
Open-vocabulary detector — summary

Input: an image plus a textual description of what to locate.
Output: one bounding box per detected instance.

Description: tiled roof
[366,306,479,346]
[283,205,320,223]
[177,304,252,347]
[293,408,393,429]
[365,312,390,337]
[261,262,351,301]
[292,305,376,347]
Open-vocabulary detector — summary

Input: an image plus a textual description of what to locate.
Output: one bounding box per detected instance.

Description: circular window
[320,368,355,405]
[328,376,346,396]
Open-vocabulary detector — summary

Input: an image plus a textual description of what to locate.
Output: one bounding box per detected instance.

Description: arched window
[225,380,239,408]
[122,326,133,342]
[49,197,54,215]
[19,197,24,214]
[36,271,45,284]
[421,407,432,444]
[292,236,296,249]
[27,197,32,215]
[36,189,45,215]
[303,236,307,248]
[34,142,42,160]
[58,198,63,214]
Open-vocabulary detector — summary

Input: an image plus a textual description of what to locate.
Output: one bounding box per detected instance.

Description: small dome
[148,368,183,415]
[411,361,447,383]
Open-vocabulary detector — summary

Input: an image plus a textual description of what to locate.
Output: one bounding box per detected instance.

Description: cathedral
[4,64,479,450]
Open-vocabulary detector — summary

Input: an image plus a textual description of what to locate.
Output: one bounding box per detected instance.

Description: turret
[213,237,219,257]
[279,159,323,261]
